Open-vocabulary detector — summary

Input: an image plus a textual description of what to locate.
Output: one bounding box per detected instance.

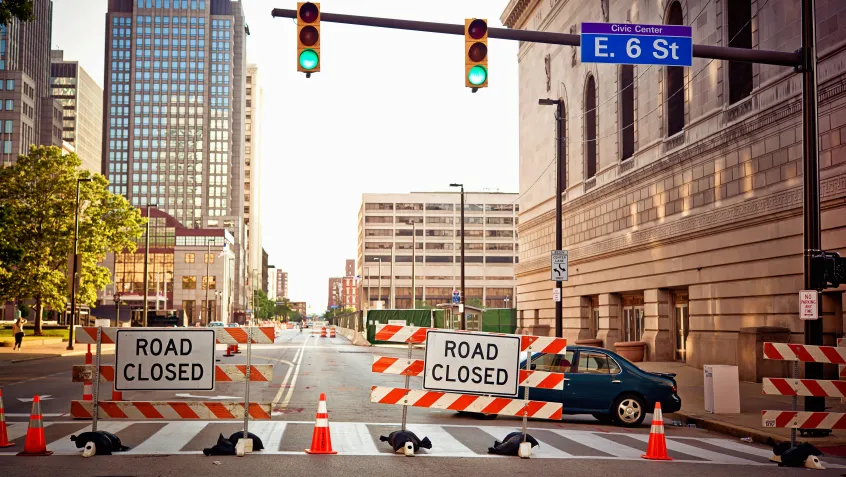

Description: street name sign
[800,290,818,320]
[581,22,692,67]
[115,329,216,391]
[551,250,568,281]
[423,329,520,396]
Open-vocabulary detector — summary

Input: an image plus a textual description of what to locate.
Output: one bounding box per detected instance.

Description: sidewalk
[0,342,115,363]
[639,361,846,450]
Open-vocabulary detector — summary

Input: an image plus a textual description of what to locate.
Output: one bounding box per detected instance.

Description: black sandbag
[203,433,236,456]
[488,432,539,456]
[379,430,432,453]
[227,431,265,451]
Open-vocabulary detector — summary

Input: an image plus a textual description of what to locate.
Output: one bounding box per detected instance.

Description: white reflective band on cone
[315,418,328,427]
[318,401,327,413]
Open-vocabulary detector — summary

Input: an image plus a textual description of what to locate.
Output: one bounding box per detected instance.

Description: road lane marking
[280,334,310,408]
[126,421,208,454]
[549,429,643,459]
[329,422,381,454]
[410,423,477,457]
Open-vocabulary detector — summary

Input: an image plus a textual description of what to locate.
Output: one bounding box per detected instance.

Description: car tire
[611,393,647,428]
[592,413,614,424]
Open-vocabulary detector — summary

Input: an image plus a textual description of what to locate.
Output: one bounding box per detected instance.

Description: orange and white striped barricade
[762,341,845,443]
[72,364,274,384]
[370,326,566,457]
[70,326,273,453]
[839,338,846,404]
[74,326,277,345]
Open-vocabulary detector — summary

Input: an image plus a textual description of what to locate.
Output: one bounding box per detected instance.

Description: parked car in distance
[207,321,224,328]
[227,323,240,327]
[518,345,681,427]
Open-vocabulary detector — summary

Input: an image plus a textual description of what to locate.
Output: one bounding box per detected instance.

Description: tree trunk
[34,298,44,336]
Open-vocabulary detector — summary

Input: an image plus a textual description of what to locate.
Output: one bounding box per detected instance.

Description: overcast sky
[52,0,519,312]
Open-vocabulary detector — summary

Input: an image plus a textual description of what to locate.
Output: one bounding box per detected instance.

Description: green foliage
[0,0,34,25]
[252,289,278,320]
[0,146,145,333]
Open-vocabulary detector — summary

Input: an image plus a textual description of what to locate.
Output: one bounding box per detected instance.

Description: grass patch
[0,328,69,341]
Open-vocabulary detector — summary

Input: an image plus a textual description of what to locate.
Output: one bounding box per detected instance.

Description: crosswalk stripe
[627,434,759,465]
[46,422,133,454]
[477,426,572,458]
[548,429,643,459]
[250,421,286,452]
[126,422,207,454]
[411,424,477,457]
[5,422,29,441]
[687,437,774,458]
[329,422,380,455]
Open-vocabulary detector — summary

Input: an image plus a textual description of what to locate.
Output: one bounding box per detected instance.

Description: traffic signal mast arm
[271,8,800,67]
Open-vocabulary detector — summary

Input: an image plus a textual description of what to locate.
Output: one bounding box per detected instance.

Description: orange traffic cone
[0,389,14,448]
[305,393,337,454]
[17,395,52,456]
[329,327,336,338]
[320,327,327,338]
[641,402,672,461]
[223,344,234,357]
[233,343,241,354]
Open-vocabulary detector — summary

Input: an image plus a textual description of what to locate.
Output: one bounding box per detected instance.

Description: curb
[673,411,846,446]
[9,348,115,363]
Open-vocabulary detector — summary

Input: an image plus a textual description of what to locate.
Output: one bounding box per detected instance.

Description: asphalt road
[0,328,843,475]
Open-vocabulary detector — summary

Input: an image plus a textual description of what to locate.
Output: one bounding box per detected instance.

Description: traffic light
[810,251,845,289]
[465,18,488,90]
[297,2,320,76]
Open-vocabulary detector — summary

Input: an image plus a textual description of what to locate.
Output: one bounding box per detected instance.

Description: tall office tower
[102,0,249,317]
[50,50,103,172]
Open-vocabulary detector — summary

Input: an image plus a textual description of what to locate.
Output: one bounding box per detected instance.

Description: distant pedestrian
[12,317,26,351]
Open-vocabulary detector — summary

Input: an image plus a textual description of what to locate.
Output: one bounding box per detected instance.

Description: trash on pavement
[741,437,753,443]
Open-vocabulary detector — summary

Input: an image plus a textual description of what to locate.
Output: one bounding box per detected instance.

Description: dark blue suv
[521,345,681,427]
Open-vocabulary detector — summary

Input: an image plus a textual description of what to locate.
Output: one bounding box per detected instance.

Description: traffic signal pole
[539,99,564,338]
[800,0,824,417]
[272,6,828,414]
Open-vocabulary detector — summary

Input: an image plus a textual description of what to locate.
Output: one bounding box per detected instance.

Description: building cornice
[501,0,538,29]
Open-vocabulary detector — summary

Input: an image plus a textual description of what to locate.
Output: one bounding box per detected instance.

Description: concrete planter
[615,341,647,362]
[575,339,604,347]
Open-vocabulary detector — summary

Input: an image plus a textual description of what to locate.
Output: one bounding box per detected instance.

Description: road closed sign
[423,329,520,397]
[115,329,216,391]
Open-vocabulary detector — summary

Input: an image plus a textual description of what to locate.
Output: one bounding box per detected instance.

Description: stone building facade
[501,0,846,370]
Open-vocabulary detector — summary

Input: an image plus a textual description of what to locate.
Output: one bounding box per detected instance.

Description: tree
[0,0,34,25]
[0,146,145,334]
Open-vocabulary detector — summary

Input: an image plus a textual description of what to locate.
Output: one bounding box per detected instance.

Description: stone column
[597,293,621,348]
[642,289,673,361]
[562,295,592,343]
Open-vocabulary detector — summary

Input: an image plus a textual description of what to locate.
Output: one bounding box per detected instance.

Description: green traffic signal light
[467,65,487,86]
[299,49,319,70]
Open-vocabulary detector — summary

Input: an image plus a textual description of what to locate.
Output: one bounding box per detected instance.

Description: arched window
[727,1,753,104]
[620,65,635,160]
[666,1,685,136]
[585,75,597,179]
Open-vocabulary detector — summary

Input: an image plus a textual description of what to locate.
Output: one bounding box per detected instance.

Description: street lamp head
[538,98,558,106]
[449,183,463,188]
[78,177,93,183]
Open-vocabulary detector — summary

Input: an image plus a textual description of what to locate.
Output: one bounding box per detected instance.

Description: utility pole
[67,178,92,350]
[539,98,565,338]
[142,203,156,327]
[801,0,824,415]
[389,245,395,309]
[450,183,465,330]
[376,258,382,310]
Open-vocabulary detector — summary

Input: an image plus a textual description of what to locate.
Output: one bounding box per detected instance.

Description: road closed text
[115,329,216,391]
[423,330,520,396]
[430,341,509,386]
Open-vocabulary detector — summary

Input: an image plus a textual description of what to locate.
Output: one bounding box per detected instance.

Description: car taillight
[672,385,677,393]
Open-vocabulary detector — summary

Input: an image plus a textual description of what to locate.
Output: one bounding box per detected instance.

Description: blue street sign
[330,305,338,309]
[452,291,460,304]
[580,22,692,67]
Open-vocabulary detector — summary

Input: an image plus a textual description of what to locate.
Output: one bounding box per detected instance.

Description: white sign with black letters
[551,250,568,281]
[115,329,216,391]
[799,290,818,320]
[423,329,520,397]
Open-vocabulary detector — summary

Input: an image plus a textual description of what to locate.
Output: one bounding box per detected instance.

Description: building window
[184,253,195,263]
[3,141,10,154]
[727,1,753,104]
[5,79,13,90]
[202,276,216,290]
[620,65,635,160]
[3,120,11,134]
[182,276,197,289]
[585,75,597,179]
[4,100,12,111]
[666,1,685,136]
[204,253,214,264]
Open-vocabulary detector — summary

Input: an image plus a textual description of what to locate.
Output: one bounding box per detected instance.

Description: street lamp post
[450,183,465,330]
[67,177,93,350]
[366,266,371,309]
[142,204,157,328]
[376,258,382,310]
[539,98,565,338]
[408,221,417,309]
[114,293,122,327]
[504,296,510,308]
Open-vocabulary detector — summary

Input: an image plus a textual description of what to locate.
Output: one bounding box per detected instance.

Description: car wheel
[611,394,646,427]
[592,413,614,424]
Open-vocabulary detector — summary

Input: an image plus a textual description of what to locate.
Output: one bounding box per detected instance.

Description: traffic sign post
[551,250,568,281]
[423,329,521,396]
[580,22,692,66]
[800,290,819,320]
[114,329,216,391]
